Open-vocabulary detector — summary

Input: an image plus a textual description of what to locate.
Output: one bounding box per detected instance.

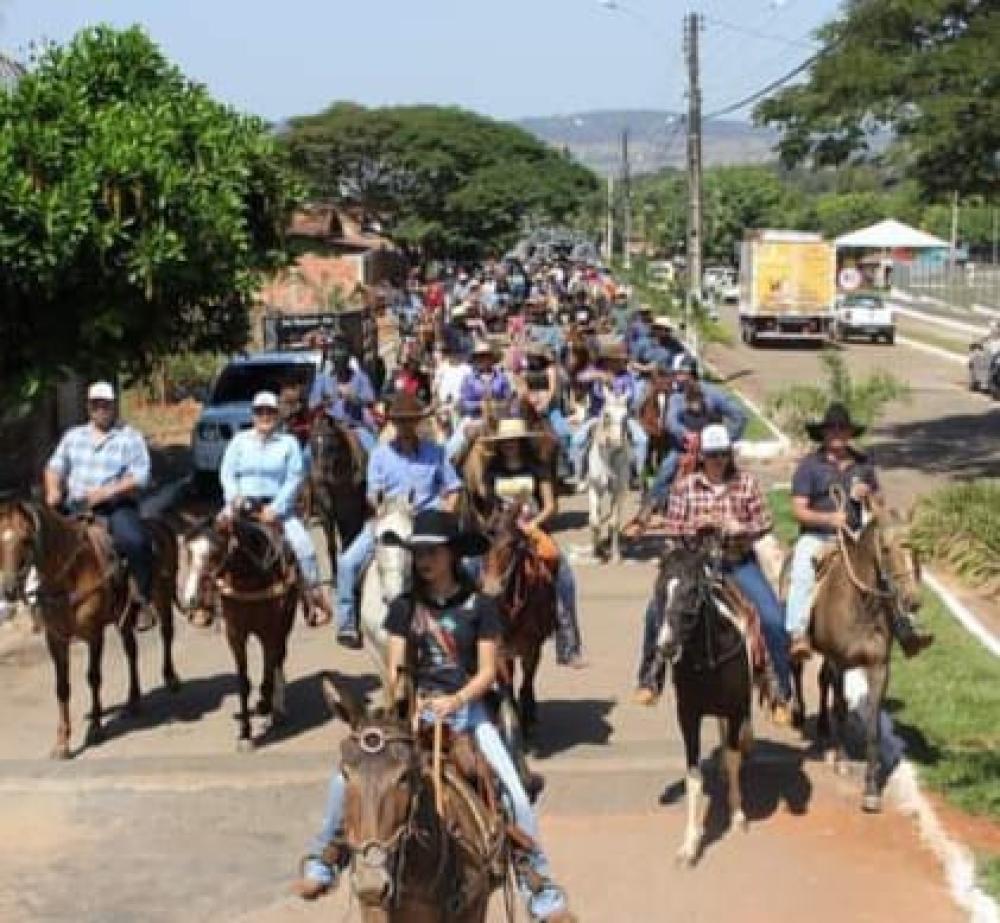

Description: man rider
[44,381,157,631]
[334,393,461,649]
[786,402,933,661]
[446,340,514,464]
[309,337,377,452]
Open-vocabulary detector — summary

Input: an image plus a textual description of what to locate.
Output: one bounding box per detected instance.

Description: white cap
[251,391,279,410]
[87,381,115,402]
[652,316,675,331]
[701,424,732,453]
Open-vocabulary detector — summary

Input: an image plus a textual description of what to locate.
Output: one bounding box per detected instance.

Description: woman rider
[633,424,792,721]
[293,509,576,923]
[483,417,586,668]
[517,342,572,464]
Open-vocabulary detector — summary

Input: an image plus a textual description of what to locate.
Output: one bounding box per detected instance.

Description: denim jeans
[554,550,583,662]
[353,426,377,454]
[547,407,572,456]
[283,516,320,586]
[335,523,376,631]
[636,596,666,692]
[723,557,791,699]
[304,701,566,919]
[648,448,680,506]
[103,505,154,602]
[786,533,831,638]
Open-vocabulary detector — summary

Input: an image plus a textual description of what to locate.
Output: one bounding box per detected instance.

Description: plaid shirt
[664,470,772,558]
[47,423,151,503]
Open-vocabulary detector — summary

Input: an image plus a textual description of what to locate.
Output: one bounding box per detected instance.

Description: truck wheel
[886,331,895,346]
[990,379,1000,402]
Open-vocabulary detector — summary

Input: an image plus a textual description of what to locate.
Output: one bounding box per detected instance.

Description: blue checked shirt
[47,424,151,502]
[367,439,461,511]
[220,429,304,518]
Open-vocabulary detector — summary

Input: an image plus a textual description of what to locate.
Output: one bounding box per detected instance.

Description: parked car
[968,338,1000,399]
[190,350,323,494]
[834,293,895,344]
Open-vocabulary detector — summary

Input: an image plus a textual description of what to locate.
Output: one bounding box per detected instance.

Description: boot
[623,500,656,539]
[306,588,332,628]
[893,613,934,658]
[789,634,813,662]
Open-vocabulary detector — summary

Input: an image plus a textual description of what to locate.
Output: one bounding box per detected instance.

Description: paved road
[707,308,1000,510]
[0,497,963,922]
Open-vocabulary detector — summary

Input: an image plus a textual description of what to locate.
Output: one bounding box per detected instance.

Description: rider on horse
[44,381,157,631]
[482,416,586,668]
[219,391,331,626]
[633,424,792,718]
[308,336,377,453]
[335,393,461,649]
[517,342,573,461]
[294,509,577,922]
[786,403,933,662]
[446,340,514,464]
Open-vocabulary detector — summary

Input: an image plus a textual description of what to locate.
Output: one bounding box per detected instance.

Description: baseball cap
[701,424,732,454]
[87,381,116,402]
[251,391,279,410]
[672,353,697,375]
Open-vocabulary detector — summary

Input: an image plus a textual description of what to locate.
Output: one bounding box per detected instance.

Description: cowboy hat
[805,402,865,442]
[483,417,542,442]
[470,340,498,359]
[652,316,675,332]
[386,392,433,420]
[381,509,489,558]
[525,341,554,361]
[600,341,629,362]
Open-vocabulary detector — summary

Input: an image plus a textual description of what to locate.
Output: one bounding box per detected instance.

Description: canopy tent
[835,219,950,250]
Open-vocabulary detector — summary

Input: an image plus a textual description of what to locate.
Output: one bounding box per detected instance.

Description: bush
[765,351,909,442]
[910,481,1000,591]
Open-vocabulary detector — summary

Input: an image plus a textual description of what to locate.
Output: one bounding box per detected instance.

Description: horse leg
[829,663,850,776]
[862,662,889,813]
[159,590,180,694]
[611,491,621,563]
[723,715,748,832]
[816,658,832,749]
[84,632,106,746]
[518,646,541,732]
[225,619,254,751]
[120,619,142,717]
[790,660,806,732]
[676,701,704,867]
[46,630,72,760]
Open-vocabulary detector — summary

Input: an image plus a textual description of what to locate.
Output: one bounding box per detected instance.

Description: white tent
[835,219,950,250]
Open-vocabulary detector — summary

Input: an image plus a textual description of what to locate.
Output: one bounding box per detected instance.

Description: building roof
[835,219,950,250]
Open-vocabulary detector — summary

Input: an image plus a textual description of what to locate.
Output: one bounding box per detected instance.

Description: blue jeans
[335,523,376,631]
[547,407,572,455]
[554,551,583,662]
[723,557,791,700]
[304,701,566,919]
[637,596,665,691]
[283,516,320,586]
[786,533,830,638]
[353,426,377,454]
[648,448,680,506]
[101,504,153,601]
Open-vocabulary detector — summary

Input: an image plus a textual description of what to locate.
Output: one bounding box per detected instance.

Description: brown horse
[321,676,506,923]
[0,499,180,758]
[184,508,299,750]
[788,509,922,812]
[481,504,558,733]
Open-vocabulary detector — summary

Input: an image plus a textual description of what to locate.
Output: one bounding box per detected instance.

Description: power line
[702,15,816,50]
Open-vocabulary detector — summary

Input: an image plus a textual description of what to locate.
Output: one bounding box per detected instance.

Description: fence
[894,263,1000,316]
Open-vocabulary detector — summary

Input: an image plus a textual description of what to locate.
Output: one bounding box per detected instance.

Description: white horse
[358,496,415,687]
[586,390,634,562]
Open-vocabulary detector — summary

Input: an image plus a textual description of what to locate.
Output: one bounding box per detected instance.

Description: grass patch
[897,324,969,356]
[979,855,1000,903]
[768,487,1000,899]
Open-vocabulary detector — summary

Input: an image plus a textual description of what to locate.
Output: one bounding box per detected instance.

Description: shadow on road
[531,698,615,760]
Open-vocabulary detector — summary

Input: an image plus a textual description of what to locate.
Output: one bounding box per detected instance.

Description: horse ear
[321,672,366,728]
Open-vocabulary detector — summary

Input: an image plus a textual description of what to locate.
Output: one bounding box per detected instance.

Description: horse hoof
[236,737,255,754]
[675,847,697,868]
[269,710,288,729]
[85,725,105,746]
[165,674,181,695]
[49,744,71,761]
[732,810,748,833]
[862,793,882,813]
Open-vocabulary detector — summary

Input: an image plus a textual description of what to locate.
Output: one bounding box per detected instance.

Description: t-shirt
[791,448,879,536]
[384,588,504,695]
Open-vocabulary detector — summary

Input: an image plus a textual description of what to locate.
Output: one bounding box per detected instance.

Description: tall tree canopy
[0,26,302,404]
[283,103,598,259]
[755,0,999,198]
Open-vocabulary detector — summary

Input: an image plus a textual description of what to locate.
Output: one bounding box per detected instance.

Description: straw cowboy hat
[600,341,629,363]
[470,340,498,360]
[483,417,542,443]
[381,509,489,557]
[805,402,865,442]
[385,392,434,421]
[652,316,676,332]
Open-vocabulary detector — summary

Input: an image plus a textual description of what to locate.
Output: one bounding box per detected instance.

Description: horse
[306,413,369,577]
[359,496,416,688]
[319,676,506,923]
[787,508,922,813]
[562,328,592,408]
[482,504,558,735]
[584,390,633,562]
[182,507,299,751]
[650,541,753,866]
[0,499,180,758]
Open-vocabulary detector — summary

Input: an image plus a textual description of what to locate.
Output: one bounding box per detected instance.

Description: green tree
[0,26,303,408]
[283,104,597,260]
[756,0,999,199]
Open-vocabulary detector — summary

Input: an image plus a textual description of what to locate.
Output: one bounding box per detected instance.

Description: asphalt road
[0,495,964,922]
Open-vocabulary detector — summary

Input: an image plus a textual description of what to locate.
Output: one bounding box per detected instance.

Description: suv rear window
[210,363,315,405]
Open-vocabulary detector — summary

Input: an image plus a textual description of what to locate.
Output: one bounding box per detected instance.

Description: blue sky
[0,0,844,122]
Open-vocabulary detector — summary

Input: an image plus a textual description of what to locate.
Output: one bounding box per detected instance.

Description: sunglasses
[252,407,278,416]
[702,450,729,460]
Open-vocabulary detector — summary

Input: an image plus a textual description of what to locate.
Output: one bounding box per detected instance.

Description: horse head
[874,510,923,616]
[597,391,630,450]
[0,498,40,603]
[321,673,420,909]
[653,542,715,664]
[180,518,229,613]
[482,502,527,597]
[309,415,357,485]
[374,495,415,605]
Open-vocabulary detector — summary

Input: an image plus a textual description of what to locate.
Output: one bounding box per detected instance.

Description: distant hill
[518,109,778,176]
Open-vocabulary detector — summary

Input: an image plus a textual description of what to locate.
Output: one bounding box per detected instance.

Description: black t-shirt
[791,448,878,536]
[384,587,504,695]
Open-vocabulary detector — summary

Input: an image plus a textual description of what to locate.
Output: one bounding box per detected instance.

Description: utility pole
[684,11,703,356]
[622,128,632,270]
[605,174,615,264]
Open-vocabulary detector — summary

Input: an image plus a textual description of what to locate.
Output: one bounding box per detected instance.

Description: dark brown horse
[0,499,180,758]
[788,509,922,812]
[184,508,299,750]
[320,676,506,923]
[481,504,558,733]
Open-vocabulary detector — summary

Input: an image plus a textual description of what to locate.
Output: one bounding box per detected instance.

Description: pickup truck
[834,293,895,345]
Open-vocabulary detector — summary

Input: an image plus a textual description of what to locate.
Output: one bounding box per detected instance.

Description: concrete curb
[924,569,1000,657]
[893,304,988,337]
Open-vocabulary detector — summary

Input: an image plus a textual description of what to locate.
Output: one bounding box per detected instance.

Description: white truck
[738,230,836,346]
